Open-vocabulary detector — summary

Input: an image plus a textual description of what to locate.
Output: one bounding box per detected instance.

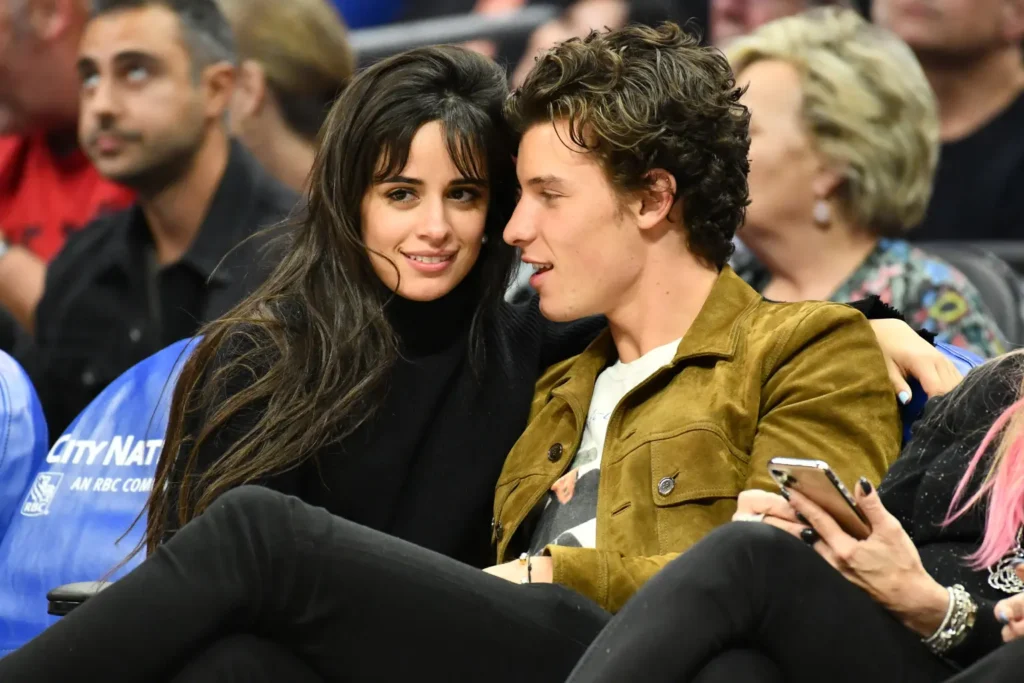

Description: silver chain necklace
[988,527,1024,594]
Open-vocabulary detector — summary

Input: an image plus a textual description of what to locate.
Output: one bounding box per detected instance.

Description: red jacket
[0,132,134,261]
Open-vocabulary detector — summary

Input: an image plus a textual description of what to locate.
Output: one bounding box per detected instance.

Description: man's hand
[483,555,554,584]
[869,319,962,403]
[734,489,809,539]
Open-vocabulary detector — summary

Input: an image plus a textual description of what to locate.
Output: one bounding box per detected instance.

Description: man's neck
[605,244,720,364]
[746,219,878,304]
[922,48,1024,141]
[140,133,230,265]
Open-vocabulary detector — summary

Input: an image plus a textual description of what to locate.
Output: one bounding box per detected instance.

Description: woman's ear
[636,169,679,231]
[233,60,268,120]
[811,162,845,201]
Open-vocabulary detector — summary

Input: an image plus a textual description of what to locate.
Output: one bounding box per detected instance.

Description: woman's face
[738,59,824,244]
[361,121,489,301]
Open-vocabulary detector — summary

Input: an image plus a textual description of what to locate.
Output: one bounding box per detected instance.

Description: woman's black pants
[0,486,611,682]
[566,522,963,683]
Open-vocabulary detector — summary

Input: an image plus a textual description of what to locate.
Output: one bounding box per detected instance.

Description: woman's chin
[393,279,460,302]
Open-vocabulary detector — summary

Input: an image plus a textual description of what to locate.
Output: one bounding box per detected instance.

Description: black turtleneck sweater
[171,282,605,568]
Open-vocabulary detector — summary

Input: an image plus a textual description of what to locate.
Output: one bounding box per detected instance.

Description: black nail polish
[796,512,810,525]
[801,528,819,545]
[859,478,873,495]
[779,487,790,501]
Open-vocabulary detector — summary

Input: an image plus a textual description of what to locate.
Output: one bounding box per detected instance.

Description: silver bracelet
[922,585,977,656]
[518,552,532,584]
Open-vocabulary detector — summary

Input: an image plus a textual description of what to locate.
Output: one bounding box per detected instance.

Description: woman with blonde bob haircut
[219,0,354,191]
[730,7,1005,361]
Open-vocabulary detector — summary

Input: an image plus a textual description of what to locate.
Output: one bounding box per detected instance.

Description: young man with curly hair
[0,23,904,683]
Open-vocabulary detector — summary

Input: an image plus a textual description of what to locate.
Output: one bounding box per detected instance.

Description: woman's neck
[747,219,879,303]
[383,270,480,355]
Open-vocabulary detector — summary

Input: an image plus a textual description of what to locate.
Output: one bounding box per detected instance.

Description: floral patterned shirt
[736,239,1006,359]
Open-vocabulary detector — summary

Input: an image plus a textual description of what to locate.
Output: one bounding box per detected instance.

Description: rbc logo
[20,472,64,517]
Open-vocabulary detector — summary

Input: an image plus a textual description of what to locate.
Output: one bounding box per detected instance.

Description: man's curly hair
[506,23,751,269]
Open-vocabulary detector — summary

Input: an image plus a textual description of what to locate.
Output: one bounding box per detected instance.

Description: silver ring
[735,512,766,523]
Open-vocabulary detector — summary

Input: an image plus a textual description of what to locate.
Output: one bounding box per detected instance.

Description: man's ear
[201,61,239,121]
[231,60,268,120]
[636,169,678,231]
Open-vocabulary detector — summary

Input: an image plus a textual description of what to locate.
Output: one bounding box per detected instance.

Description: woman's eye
[450,188,481,202]
[387,189,414,202]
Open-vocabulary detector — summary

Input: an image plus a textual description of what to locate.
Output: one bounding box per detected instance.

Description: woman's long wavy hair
[943,352,1024,568]
[139,45,518,555]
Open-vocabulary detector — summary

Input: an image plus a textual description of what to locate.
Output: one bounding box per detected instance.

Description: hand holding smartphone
[767,457,872,540]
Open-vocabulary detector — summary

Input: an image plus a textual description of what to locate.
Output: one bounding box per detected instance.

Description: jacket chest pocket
[648,426,746,550]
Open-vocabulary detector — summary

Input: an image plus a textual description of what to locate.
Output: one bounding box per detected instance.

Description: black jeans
[0,486,611,682]
[565,523,960,683]
[946,637,1024,683]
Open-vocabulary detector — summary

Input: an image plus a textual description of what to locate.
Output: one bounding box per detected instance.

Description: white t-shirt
[529,337,682,553]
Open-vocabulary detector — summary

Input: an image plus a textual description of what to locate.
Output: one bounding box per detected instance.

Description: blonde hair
[727,7,939,236]
[217,0,355,141]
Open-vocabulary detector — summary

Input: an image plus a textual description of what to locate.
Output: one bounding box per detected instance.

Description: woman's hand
[483,556,554,584]
[995,565,1024,642]
[734,489,809,538]
[788,479,950,637]
[869,319,963,402]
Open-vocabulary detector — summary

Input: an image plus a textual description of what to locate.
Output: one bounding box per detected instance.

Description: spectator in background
[508,0,697,85]
[711,0,862,47]
[730,8,1005,359]
[16,0,296,438]
[218,0,354,192]
[0,0,134,341]
[874,0,1024,242]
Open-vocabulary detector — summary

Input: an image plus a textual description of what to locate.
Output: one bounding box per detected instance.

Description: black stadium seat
[916,242,1023,346]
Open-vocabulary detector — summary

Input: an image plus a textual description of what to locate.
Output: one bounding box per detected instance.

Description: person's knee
[707,520,796,555]
[684,521,809,578]
[198,485,291,539]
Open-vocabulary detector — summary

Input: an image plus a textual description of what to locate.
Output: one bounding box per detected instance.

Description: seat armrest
[46,581,111,616]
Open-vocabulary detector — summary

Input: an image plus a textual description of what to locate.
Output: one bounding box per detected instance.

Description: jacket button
[657,477,675,496]
[547,443,563,462]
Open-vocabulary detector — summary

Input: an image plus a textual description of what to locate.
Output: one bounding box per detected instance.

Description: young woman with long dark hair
[140,42,605,571]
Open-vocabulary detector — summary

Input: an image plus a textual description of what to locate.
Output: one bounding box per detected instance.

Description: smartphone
[767,457,871,540]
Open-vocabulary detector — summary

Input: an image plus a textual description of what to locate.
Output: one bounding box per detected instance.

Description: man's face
[873,0,1024,59]
[503,120,644,322]
[76,5,211,190]
[711,0,809,47]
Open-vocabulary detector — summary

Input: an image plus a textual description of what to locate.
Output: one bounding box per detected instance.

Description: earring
[812,199,831,228]
[481,234,489,245]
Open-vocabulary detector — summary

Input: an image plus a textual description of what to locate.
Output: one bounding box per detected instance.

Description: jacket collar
[104,139,267,286]
[550,267,761,401]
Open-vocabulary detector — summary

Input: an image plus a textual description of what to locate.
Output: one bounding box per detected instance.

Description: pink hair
[946,396,1024,569]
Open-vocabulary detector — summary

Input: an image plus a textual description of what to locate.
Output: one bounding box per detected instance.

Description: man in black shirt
[15,0,297,438]
[874,0,1024,242]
